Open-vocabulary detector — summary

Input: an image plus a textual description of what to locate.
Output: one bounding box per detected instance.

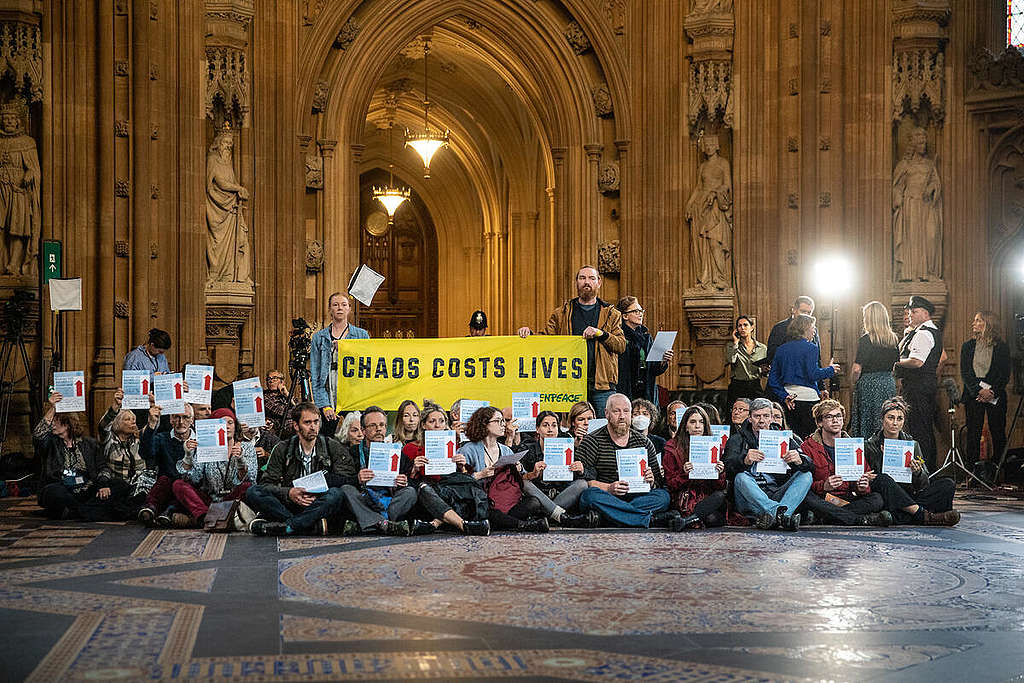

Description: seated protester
[173,408,256,527]
[631,398,665,457]
[566,401,595,444]
[341,406,425,536]
[724,398,812,531]
[246,402,353,536]
[499,406,523,449]
[252,425,281,472]
[519,410,597,528]
[404,403,490,535]
[577,394,682,530]
[799,399,891,527]
[654,399,685,441]
[338,411,363,448]
[394,400,420,445]
[729,398,751,435]
[863,397,960,526]
[662,406,732,529]
[138,403,195,525]
[191,403,212,421]
[96,388,159,520]
[33,391,105,520]
[770,401,788,430]
[459,406,549,532]
[449,399,466,441]
[263,369,293,436]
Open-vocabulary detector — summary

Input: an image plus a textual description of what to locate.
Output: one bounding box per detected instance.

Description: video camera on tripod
[286,317,313,402]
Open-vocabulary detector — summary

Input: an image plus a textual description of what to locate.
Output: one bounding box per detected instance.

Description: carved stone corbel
[891,0,950,123]
[684,1,735,132]
[205,1,254,126]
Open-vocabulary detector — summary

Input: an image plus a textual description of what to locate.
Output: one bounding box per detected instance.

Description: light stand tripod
[932,405,992,490]
[0,294,40,459]
[288,365,312,404]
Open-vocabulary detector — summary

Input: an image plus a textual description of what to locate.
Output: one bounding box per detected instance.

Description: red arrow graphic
[141,379,149,395]
[855,447,863,465]
[780,441,788,456]
[254,396,263,413]
[203,374,211,391]
[446,441,454,458]
[904,449,913,467]
[639,459,647,476]
[720,435,728,452]
[174,382,182,400]
[710,445,718,463]
[564,447,573,466]
[75,380,83,396]
[391,453,399,471]
[531,401,539,417]
[217,428,226,446]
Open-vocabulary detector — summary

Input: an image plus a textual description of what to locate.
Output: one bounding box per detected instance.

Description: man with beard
[246,402,353,536]
[518,266,626,417]
[576,394,682,530]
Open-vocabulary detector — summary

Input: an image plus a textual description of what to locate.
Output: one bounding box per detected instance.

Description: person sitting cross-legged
[724,397,812,531]
[245,402,353,536]
[576,393,682,530]
[519,410,597,528]
[339,406,423,536]
[662,405,730,529]
[138,403,195,526]
[33,391,105,520]
[799,399,891,527]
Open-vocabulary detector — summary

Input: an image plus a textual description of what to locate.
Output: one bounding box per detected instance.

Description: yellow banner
[335,335,587,412]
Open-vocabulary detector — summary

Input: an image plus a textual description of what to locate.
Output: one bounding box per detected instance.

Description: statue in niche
[205,126,252,287]
[0,101,40,276]
[892,126,942,281]
[692,0,733,13]
[686,133,733,290]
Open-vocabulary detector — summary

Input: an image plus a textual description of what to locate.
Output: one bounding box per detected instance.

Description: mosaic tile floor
[0,492,1023,682]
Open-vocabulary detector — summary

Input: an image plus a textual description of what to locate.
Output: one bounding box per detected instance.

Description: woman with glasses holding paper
[518,410,597,528]
[403,403,490,536]
[616,296,674,401]
[459,406,549,532]
[661,406,731,528]
[862,397,960,525]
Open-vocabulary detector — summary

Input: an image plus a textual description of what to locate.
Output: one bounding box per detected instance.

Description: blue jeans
[589,388,616,418]
[245,485,345,534]
[732,471,813,519]
[579,486,670,527]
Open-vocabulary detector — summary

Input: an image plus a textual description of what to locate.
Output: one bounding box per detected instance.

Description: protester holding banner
[724,398,812,531]
[862,397,959,525]
[662,406,730,528]
[310,292,369,436]
[576,394,680,530]
[340,407,425,536]
[615,296,672,402]
[33,391,107,521]
[404,403,491,536]
[246,403,352,536]
[517,266,626,417]
[518,410,597,528]
[798,400,891,527]
[394,400,420,445]
[460,406,549,532]
[173,408,256,527]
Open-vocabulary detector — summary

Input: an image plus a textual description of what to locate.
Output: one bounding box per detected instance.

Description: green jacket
[259,435,357,501]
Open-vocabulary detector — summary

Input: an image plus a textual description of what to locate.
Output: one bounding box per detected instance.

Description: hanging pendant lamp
[372,122,410,225]
[404,37,449,179]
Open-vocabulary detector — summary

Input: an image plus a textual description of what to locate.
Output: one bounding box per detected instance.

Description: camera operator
[310,292,369,437]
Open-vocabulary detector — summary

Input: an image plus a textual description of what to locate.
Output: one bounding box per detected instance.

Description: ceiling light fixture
[405,37,449,179]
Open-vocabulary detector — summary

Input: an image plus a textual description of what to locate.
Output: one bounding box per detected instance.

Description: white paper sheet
[292,470,328,494]
[367,442,402,487]
[834,437,865,481]
[347,264,386,307]
[615,447,651,493]
[424,430,457,475]
[647,330,677,363]
[542,437,574,482]
[183,364,214,404]
[121,370,151,410]
[154,373,185,415]
[195,418,229,463]
[48,278,82,311]
[53,371,85,412]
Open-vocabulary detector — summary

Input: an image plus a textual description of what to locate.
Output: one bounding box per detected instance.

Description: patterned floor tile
[736,643,979,670]
[132,530,226,561]
[280,614,469,643]
[117,568,219,594]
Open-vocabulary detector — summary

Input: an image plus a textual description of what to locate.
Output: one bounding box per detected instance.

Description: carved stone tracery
[684,1,735,131]
[0,21,42,102]
[891,0,949,123]
[598,161,620,194]
[205,47,250,124]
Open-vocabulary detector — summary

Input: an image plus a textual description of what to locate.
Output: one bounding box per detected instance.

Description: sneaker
[780,513,801,532]
[755,512,777,530]
[923,509,961,526]
[342,520,361,536]
[381,520,410,536]
[462,519,490,536]
[559,510,601,529]
[138,507,156,525]
[862,511,893,527]
[155,512,172,528]
[250,519,288,536]
[169,513,193,529]
[410,520,435,536]
[518,517,549,533]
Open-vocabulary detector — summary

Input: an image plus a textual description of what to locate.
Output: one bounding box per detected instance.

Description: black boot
[650,510,682,529]
[779,512,801,532]
[410,520,435,535]
[680,514,702,529]
[462,519,490,536]
[517,517,549,533]
[559,510,600,528]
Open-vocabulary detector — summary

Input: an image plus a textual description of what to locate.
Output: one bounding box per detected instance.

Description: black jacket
[723,420,812,486]
[960,338,1011,403]
[864,429,930,494]
[259,435,357,501]
[617,322,669,402]
[34,429,104,488]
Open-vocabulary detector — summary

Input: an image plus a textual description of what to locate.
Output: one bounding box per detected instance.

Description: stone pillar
[550,146,569,293]
[317,138,337,306]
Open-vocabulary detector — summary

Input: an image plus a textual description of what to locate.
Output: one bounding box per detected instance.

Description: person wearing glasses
[310,292,370,437]
[724,314,767,408]
[615,296,673,402]
[459,406,549,532]
[263,369,293,436]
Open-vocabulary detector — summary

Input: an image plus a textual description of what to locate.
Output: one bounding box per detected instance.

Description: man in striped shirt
[577,393,684,530]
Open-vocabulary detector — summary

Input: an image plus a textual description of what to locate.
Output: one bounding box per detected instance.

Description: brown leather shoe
[923,509,961,526]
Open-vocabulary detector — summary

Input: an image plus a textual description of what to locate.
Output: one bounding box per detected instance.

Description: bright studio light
[813,254,855,293]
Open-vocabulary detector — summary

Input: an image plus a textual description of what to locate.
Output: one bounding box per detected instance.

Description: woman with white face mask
[630,398,665,459]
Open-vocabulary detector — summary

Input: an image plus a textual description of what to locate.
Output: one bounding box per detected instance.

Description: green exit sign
[42,240,61,282]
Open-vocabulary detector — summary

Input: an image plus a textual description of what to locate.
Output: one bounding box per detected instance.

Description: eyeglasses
[267,376,284,382]
[626,308,644,314]
[822,413,845,421]
[488,418,507,425]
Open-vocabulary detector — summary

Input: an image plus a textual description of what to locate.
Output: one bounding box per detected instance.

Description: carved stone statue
[692,0,733,12]
[686,134,733,290]
[205,128,252,286]
[0,101,39,276]
[892,127,942,282]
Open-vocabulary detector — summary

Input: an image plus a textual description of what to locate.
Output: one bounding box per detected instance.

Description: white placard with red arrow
[424,429,457,475]
[688,435,722,480]
[882,438,915,484]
[367,442,402,487]
[511,392,540,432]
[196,418,230,463]
[834,437,865,481]
[121,370,151,410]
[755,430,791,474]
[53,371,85,413]
[183,364,214,405]
[234,385,266,428]
[710,424,730,458]
[542,437,574,482]
[154,373,186,415]
[615,447,651,493]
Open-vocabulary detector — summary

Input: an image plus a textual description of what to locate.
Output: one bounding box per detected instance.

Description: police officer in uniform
[893,296,942,469]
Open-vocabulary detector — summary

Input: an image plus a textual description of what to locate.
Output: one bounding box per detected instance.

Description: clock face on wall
[366,210,389,236]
